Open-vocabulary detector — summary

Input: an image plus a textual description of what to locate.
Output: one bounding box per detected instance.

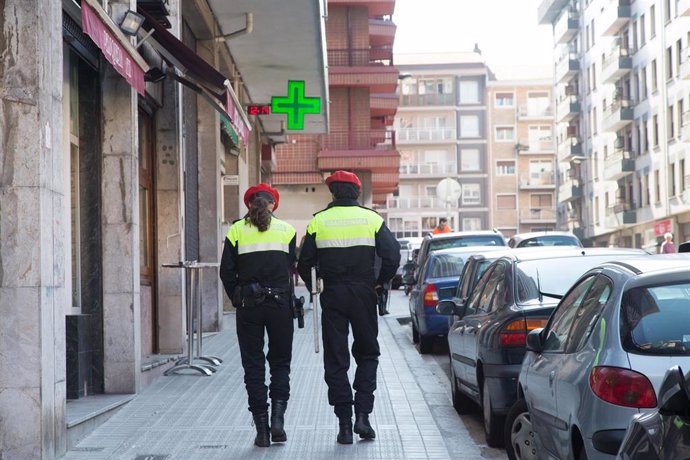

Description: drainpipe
[658,0,671,219]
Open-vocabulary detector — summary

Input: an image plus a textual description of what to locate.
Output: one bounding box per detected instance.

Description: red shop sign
[654,219,672,236]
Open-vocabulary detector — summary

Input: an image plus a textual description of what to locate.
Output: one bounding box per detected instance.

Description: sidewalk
[61,287,483,460]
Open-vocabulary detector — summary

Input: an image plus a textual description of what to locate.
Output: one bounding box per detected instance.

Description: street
[61,286,507,460]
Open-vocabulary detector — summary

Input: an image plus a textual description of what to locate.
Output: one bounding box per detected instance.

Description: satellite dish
[436,178,461,204]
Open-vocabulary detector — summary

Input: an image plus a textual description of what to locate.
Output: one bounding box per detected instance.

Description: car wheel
[482,378,505,448]
[419,335,434,354]
[411,321,420,344]
[504,398,538,460]
[450,358,473,414]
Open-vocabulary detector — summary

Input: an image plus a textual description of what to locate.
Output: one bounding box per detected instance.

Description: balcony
[318,130,399,173]
[327,47,393,67]
[556,95,580,122]
[600,0,632,36]
[400,93,455,107]
[516,139,555,154]
[370,93,399,119]
[327,47,398,92]
[519,173,556,189]
[386,195,446,209]
[329,0,395,17]
[602,46,632,84]
[554,10,579,44]
[397,127,456,143]
[681,47,690,80]
[602,99,634,132]
[538,0,570,24]
[605,203,637,228]
[555,53,579,83]
[369,18,396,47]
[678,0,690,16]
[560,183,582,202]
[558,138,585,162]
[399,163,457,177]
[682,111,690,142]
[517,105,554,120]
[520,207,557,223]
[603,150,635,180]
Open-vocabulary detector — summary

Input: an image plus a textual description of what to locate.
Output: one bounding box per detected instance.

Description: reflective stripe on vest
[307,206,382,249]
[227,217,296,255]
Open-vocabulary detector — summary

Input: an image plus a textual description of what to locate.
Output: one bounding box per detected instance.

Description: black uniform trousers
[236,297,294,414]
[320,281,380,418]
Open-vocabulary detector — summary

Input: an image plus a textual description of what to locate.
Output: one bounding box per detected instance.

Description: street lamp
[436,178,461,231]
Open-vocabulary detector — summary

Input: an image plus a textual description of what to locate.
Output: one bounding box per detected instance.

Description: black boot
[354,413,376,440]
[336,417,353,444]
[270,400,288,443]
[252,412,271,447]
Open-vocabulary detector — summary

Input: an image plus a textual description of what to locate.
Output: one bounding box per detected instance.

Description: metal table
[162,261,223,376]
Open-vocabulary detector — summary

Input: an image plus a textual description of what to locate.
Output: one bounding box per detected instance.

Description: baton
[310,267,320,353]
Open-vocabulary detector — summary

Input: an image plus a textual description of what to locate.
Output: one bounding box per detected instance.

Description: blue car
[409,246,505,354]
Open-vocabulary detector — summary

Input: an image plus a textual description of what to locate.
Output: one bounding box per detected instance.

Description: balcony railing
[519,173,556,188]
[602,46,632,83]
[601,0,632,36]
[554,9,579,44]
[517,139,555,153]
[517,105,554,119]
[519,207,558,222]
[386,196,447,209]
[605,202,637,227]
[556,95,580,122]
[400,93,455,107]
[327,47,393,67]
[560,183,582,202]
[556,53,579,83]
[321,130,396,150]
[558,137,584,161]
[397,127,456,143]
[602,99,634,132]
[603,150,635,180]
[399,163,457,176]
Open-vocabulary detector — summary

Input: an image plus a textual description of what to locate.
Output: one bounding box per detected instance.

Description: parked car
[409,246,504,354]
[437,247,647,447]
[506,254,690,460]
[507,230,583,249]
[393,237,423,289]
[617,365,690,460]
[404,230,506,292]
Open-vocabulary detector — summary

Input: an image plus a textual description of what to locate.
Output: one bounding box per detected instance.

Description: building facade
[273,0,400,237]
[488,80,557,238]
[540,0,690,249]
[0,0,327,458]
[380,53,493,238]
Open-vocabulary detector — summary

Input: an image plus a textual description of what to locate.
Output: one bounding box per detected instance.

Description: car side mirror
[526,329,544,353]
[658,365,690,416]
[436,299,463,316]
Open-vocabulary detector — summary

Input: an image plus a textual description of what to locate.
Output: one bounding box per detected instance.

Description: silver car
[506,254,690,460]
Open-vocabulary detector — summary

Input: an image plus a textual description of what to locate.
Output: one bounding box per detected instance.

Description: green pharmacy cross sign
[271,80,321,131]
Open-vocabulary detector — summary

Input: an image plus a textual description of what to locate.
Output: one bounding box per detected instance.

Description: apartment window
[497,194,516,209]
[528,125,553,151]
[666,47,673,80]
[529,160,553,184]
[586,24,590,49]
[682,159,687,190]
[530,193,553,208]
[640,14,646,46]
[677,39,683,77]
[401,79,417,95]
[655,170,661,203]
[642,120,648,152]
[461,183,481,205]
[462,217,482,231]
[632,21,638,51]
[460,148,481,171]
[593,151,599,180]
[650,5,656,38]
[594,197,600,225]
[670,163,676,196]
[420,78,453,95]
[651,60,658,92]
[591,19,595,46]
[460,115,480,137]
[586,67,592,94]
[592,63,597,91]
[645,173,651,205]
[678,100,684,140]
[495,92,515,107]
[459,80,480,104]
[639,176,645,206]
[496,160,516,176]
[495,126,515,142]
[527,92,550,115]
[669,106,675,140]
[665,0,672,22]
[592,107,598,135]
[653,114,659,147]
[640,67,647,100]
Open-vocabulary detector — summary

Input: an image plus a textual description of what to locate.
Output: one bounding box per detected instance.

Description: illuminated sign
[271,80,321,131]
[247,105,271,116]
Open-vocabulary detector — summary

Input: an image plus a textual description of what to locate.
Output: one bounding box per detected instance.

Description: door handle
[549,370,555,385]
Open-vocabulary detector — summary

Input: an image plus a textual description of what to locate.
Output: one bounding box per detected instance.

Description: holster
[240,282,266,308]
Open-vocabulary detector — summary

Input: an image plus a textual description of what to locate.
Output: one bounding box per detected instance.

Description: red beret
[325,170,361,188]
[244,184,279,211]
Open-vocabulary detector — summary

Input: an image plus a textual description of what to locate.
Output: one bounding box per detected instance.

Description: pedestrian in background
[298,170,400,444]
[432,217,451,234]
[219,184,297,447]
[661,232,677,253]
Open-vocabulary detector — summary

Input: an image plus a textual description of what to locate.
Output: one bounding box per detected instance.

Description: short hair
[664,232,673,239]
[439,217,448,224]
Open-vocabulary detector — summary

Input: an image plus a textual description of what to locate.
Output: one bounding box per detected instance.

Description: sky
[393,0,555,80]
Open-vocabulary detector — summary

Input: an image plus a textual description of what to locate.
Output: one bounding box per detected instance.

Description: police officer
[297,171,400,444]
[219,184,297,447]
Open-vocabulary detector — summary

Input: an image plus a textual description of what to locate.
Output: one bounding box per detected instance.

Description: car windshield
[621,282,690,356]
[427,253,467,279]
[429,235,504,251]
[516,235,580,248]
[515,255,624,304]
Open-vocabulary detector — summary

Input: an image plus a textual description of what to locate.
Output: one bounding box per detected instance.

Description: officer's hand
[375,285,384,296]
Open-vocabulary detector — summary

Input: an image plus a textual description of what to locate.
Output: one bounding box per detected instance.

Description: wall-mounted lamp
[119,10,145,36]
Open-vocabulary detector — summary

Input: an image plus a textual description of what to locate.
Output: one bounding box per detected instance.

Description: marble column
[0,1,67,458]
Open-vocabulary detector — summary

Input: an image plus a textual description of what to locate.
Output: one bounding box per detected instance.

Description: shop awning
[81,0,150,96]
[138,8,251,144]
